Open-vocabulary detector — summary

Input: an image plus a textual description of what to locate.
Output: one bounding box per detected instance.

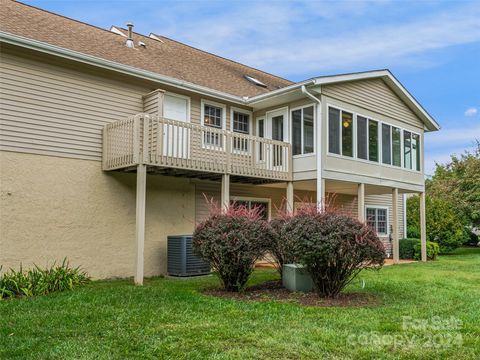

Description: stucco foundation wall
[0,151,195,278]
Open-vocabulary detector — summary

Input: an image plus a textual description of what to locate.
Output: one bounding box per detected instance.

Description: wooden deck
[102,114,292,183]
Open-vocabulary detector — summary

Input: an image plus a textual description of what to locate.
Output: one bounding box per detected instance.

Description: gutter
[0,31,246,105]
[247,79,315,104]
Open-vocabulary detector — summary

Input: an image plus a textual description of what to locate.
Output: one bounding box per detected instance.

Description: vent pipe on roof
[126,22,134,48]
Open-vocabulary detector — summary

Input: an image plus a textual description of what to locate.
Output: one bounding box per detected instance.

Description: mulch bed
[203,280,382,307]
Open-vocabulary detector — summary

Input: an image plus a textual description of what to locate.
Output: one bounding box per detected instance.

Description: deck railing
[103,114,292,181]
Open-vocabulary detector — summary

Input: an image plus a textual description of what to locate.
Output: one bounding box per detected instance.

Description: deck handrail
[103,113,292,181]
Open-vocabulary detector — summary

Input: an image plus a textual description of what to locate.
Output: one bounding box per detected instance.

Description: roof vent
[244,75,267,88]
[138,41,146,48]
[126,22,134,48]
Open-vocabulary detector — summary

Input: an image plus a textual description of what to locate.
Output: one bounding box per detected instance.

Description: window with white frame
[232,110,250,152]
[202,100,225,147]
[291,105,314,156]
[204,104,223,128]
[328,106,353,157]
[356,115,379,162]
[233,111,249,134]
[404,130,420,171]
[366,207,388,235]
[328,105,421,171]
[382,124,402,167]
[230,198,269,220]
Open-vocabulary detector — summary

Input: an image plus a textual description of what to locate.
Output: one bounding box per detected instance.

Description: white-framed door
[265,107,288,167]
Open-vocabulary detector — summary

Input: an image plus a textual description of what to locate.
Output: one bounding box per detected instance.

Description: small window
[291,106,314,156]
[257,118,265,161]
[366,207,388,235]
[233,111,249,134]
[204,104,223,128]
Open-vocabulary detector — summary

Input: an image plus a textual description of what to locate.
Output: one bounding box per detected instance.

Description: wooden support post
[135,164,147,285]
[357,183,365,222]
[420,191,427,262]
[221,174,230,212]
[286,181,294,214]
[392,188,399,264]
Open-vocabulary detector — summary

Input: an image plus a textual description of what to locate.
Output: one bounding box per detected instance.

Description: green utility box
[282,264,313,292]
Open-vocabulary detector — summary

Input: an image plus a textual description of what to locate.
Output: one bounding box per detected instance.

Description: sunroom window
[292,106,314,155]
[328,107,352,157]
[356,115,378,162]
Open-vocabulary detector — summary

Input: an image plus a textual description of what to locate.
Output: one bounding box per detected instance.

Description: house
[0,1,440,283]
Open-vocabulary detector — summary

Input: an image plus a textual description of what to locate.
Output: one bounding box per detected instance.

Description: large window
[366,207,388,235]
[404,131,420,171]
[328,104,421,171]
[291,105,314,156]
[328,107,353,157]
[382,124,402,166]
[368,119,378,162]
[392,127,402,167]
[357,116,378,162]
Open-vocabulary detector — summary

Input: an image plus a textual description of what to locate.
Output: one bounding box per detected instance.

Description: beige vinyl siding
[195,181,316,223]
[365,193,405,239]
[322,78,421,128]
[0,49,149,160]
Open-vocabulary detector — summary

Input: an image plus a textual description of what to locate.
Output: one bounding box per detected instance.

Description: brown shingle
[0,0,294,97]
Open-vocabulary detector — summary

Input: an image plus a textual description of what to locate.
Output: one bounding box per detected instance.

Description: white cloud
[465,107,478,117]
[153,1,480,76]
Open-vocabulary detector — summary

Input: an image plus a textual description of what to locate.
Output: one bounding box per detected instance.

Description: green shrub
[284,209,385,298]
[0,259,89,299]
[399,238,420,259]
[193,201,272,292]
[268,216,299,279]
[407,195,468,253]
[413,241,440,260]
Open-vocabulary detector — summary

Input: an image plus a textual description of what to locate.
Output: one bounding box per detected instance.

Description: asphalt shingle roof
[0,0,294,97]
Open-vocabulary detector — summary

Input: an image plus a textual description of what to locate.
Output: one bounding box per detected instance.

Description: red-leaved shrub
[285,207,386,298]
[193,199,272,292]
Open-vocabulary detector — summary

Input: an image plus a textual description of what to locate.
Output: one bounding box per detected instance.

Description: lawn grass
[1,248,479,359]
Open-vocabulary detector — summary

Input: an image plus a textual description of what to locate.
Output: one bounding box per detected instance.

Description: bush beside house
[407,195,467,253]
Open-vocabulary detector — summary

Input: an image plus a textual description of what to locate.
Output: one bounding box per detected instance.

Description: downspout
[301,85,323,209]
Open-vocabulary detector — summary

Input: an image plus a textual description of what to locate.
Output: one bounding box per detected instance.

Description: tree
[426,141,480,227]
[407,195,467,253]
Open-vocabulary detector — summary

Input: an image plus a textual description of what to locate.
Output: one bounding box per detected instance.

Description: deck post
[392,187,399,264]
[134,164,147,285]
[221,174,230,212]
[357,183,365,222]
[420,191,427,262]
[286,181,294,214]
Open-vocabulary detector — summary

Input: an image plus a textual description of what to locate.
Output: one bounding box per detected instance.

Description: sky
[24,0,480,176]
